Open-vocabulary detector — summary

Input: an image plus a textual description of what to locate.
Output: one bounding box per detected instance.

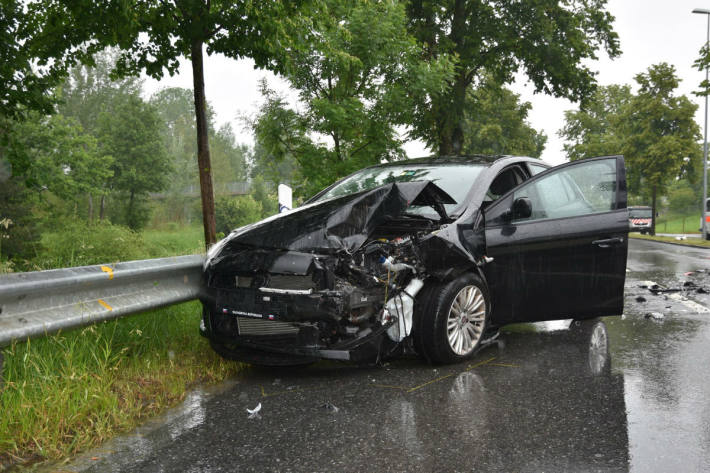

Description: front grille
[237,317,299,336]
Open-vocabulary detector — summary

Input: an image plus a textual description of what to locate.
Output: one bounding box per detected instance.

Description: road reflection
[64,319,630,473]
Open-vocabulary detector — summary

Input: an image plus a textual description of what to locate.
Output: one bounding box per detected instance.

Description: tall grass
[0,303,240,466]
[0,224,232,468]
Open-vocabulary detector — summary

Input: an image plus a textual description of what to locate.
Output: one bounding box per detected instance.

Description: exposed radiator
[237,317,299,336]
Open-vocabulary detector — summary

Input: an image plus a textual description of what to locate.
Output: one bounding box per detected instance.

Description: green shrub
[215,195,263,235]
[36,220,149,268]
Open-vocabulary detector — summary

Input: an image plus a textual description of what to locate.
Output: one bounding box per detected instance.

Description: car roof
[369,155,515,168]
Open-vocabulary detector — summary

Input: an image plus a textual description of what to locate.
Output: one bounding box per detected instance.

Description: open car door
[483,156,628,324]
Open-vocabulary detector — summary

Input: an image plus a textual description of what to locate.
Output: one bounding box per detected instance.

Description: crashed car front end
[200,180,479,364]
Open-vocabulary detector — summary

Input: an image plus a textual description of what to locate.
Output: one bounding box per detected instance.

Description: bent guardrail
[0,255,204,347]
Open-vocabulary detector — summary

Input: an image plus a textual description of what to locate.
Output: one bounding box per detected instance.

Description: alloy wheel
[446,285,486,356]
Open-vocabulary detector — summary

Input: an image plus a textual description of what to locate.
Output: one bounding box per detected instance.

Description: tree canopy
[405,0,620,155]
[251,0,453,198]
[462,80,547,157]
[560,63,702,233]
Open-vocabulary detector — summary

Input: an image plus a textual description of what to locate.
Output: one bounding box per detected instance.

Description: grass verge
[630,232,710,248]
[0,302,241,469]
[655,213,701,234]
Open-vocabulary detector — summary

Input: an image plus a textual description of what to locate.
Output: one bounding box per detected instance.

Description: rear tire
[415,273,490,364]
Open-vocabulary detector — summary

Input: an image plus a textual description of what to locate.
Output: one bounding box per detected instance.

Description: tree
[97,95,170,229]
[0,0,69,118]
[619,64,702,233]
[57,49,143,135]
[252,0,453,198]
[405,0,620,155]
[462,81,547,157]
[3,112,112,201]
[560,64,702,235]
[32,0,308,247]
[559,84,633,161]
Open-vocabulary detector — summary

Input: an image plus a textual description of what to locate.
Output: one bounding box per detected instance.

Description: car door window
[513,158,617,222]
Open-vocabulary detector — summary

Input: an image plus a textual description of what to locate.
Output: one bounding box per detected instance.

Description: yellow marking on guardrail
[97,299,113,311]
[101,266,114,280]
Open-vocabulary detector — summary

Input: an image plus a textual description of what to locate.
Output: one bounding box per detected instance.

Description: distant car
[200,155,629,365]
[628,206,652,234]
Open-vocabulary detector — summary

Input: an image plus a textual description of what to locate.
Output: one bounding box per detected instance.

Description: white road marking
[639,280,710,314]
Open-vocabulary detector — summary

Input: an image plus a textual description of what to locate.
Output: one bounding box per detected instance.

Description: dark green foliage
[214,195,262,235]
[462,81,547,157]
[252,0,453,198]
[36,219,148,268]
[559,84,633,161]
[2,112,112,199]
[405,0,620,155]
[0,177,40,260]
[0,1,63,118]
[250,176,278,218]
[97,94,171,230]
[560,63,702,233]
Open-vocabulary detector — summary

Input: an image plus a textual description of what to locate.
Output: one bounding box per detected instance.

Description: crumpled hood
[213,180,456,257]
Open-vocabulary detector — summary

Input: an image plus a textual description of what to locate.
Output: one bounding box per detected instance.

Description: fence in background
[0,255,204,347]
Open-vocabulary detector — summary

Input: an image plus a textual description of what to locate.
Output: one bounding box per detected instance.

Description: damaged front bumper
[201,289,396,363]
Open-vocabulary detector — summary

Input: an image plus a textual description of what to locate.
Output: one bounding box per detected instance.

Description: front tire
[415,273,490,364]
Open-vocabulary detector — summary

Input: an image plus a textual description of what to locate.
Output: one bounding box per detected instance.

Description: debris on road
[635,296,647,303]
[644,312,665,320]
[321,402,340,413]
[247,403,262,419]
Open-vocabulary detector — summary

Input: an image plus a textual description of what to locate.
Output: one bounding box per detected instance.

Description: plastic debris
[644,312,664,320]
[635,296,647,303]
[247,403,262,418]
[321,402,339,413]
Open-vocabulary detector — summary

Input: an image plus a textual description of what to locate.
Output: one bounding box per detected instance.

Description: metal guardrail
[0,255,204,347]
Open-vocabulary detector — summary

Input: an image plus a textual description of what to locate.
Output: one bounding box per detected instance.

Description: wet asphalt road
[57,239,710,473]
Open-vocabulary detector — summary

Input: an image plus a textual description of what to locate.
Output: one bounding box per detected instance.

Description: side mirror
[512,197,532,220]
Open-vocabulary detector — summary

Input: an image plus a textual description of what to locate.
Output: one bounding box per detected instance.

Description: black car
[200,155,628,365]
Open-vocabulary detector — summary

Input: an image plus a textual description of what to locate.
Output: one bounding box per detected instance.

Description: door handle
[592,237,624,248]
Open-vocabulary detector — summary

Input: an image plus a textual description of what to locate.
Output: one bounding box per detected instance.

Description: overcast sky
[143,0,710,167]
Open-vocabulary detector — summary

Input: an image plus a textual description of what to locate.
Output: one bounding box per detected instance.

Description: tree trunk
[88,194,94,222]
[438,0,468,156]
[99,195,106,221]
[651,185,657,236]
[127,190,135,229]
[191,39,217,248]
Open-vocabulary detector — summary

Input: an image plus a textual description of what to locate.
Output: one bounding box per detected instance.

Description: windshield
[314,164,486,217]
[629,208,652,218]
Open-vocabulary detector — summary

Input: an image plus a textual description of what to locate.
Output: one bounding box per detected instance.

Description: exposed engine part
[384,278,425,342]
[382,256,416,273]
[476,256,495,267]
[349,306,375,324]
